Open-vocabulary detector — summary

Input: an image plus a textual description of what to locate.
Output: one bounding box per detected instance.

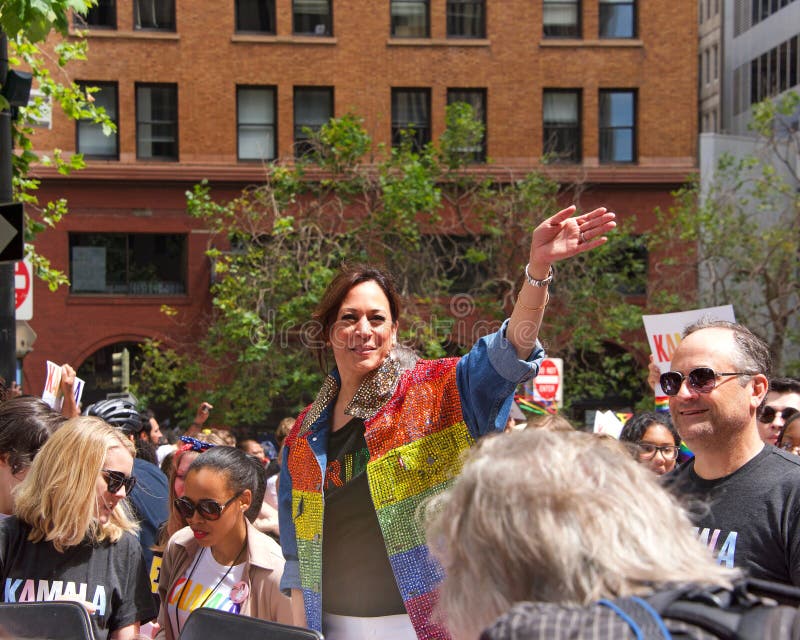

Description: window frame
[74,0,117,29]
[235,0,276,34]
[543,0,581,38]
[391,88,432,152]
[135,82,179,162]
[76,81,120,160]
[446,0,486,38]
[390,0,430,38]
[133,0,176,31]
[69,232,188,296]
[292,0,333,36]
[446,88,487,162]
[598,89,637,164]
[542,88,582,163]
[293,86,334,158]
[237,85,278,162]
[598,0,636,39]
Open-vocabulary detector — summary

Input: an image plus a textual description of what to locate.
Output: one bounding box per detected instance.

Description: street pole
[0,31,18,386]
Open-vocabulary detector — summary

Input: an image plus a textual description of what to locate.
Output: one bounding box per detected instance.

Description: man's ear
[752,373,769,408]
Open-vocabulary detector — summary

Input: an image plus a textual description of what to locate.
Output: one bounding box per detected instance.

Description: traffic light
[111,348,130,390]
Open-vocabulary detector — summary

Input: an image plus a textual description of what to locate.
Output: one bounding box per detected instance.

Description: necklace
[174,539,247,635]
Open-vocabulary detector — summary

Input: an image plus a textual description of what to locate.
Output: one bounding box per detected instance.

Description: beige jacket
[155,520,292,639]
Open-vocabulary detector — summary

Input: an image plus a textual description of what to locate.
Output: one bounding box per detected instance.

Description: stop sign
[15,259,32,320]
[535,358,560,400]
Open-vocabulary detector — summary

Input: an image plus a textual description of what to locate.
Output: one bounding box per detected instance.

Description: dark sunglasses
[659,367,751,396]
[759,406,799,424]
[174,492,241,521]
[101,469,137,495]
[638,443,680,461]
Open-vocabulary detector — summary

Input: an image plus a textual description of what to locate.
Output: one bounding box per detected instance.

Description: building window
[136,84,178,161]
[294,87,333,157]
[74,0,116,28]
[293,0,332,35]
[447,0,485,38]
[599,90,636,163]
[713,44,718,80]
[236,0,275,32]
[134,0,175,30]
[76,82,119,159]
[69,233,187,295]
[543,0,580,38]
[392,88,431,152]
[599,0,635,38]
[543,89,581,163]
[447,88,487,162]
[391,0,429,37]
[238,86,276,161]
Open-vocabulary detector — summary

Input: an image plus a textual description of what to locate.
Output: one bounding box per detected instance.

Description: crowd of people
[1,204,799,639]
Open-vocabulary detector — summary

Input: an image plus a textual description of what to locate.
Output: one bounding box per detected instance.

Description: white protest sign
[42,360,85,411]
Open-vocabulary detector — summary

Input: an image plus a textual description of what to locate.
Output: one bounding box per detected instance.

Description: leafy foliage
[134,103,650,428]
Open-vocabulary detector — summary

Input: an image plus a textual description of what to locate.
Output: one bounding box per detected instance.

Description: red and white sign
[15,259,32,321]
[533,357,563,404]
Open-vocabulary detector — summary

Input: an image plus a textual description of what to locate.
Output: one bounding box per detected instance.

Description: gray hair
[683,318,771,377]
[424,429,737,640]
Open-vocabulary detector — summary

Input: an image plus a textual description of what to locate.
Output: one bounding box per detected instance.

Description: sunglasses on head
[101,469,137,495]
[659,367,751,397]
[759,406,799,424]
[174,492,242,521]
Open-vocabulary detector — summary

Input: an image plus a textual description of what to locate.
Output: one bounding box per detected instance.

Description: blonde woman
[426,429,738,640]
[0,417,158,639]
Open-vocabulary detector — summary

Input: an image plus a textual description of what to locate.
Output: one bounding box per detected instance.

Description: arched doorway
[76,341,142,408]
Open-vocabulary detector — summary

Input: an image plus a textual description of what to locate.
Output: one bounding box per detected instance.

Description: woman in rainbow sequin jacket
[278,206,617,640]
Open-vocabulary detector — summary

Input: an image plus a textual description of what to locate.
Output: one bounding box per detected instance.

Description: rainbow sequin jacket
[278,321,543,639]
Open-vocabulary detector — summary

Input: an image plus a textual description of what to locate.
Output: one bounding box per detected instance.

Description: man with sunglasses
[663,319,800,587]
[757,377,800,447]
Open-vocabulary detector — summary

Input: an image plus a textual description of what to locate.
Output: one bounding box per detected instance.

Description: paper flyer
[42,360,85,411]
[642,305,736,402]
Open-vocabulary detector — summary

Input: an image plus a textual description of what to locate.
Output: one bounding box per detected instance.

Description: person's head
[238,439,266,462]
[142,409,164,445]
[14,416,138,552]
[758,377,800,446]
[175,446,259,550]
[619,411,681,475]
[524,412,574,432]
[275,417,294,451]
[309,264,401,375]
[664,320,769,452]
[425,429,736,640]
[85,397,145,440]
[0,396,65,515]
[777,412,800,457]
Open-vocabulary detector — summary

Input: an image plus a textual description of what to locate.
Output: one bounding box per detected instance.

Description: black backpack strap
[598,597,673,640]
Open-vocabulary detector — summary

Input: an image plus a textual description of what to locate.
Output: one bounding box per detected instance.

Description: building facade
[24,0,698,406]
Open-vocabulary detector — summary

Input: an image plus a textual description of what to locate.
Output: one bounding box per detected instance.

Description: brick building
[24,0,698,406]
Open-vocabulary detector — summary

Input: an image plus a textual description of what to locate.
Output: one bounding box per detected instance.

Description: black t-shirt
[321,417,406,616]
[668,445,800,585]
[0,517,158,639]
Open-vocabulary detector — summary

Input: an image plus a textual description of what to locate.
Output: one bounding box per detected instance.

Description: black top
[667,445,800,585]
[0,516,158,639]
[321,417,406,616]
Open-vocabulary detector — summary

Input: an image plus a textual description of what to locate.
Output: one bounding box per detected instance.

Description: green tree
[1,0,114,288]
[134,105,649,428]
[651,91,800,373]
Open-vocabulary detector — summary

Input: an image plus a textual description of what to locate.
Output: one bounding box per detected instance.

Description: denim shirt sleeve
[456,318,544,440]
[278,444,301,595]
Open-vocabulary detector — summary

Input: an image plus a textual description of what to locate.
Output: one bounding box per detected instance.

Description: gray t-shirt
[668,445,800,585]
[0,516,158,639]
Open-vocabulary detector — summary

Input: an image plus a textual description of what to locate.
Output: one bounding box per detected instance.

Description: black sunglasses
[101,469,137,495]
[659,367,751,396]
[759,406,799,424]
[174,492,242,521]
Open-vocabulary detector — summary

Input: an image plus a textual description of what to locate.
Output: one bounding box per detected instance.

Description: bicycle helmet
[85,398,144,435]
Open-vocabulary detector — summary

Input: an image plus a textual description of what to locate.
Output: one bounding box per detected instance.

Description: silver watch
[524,263,554,287]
